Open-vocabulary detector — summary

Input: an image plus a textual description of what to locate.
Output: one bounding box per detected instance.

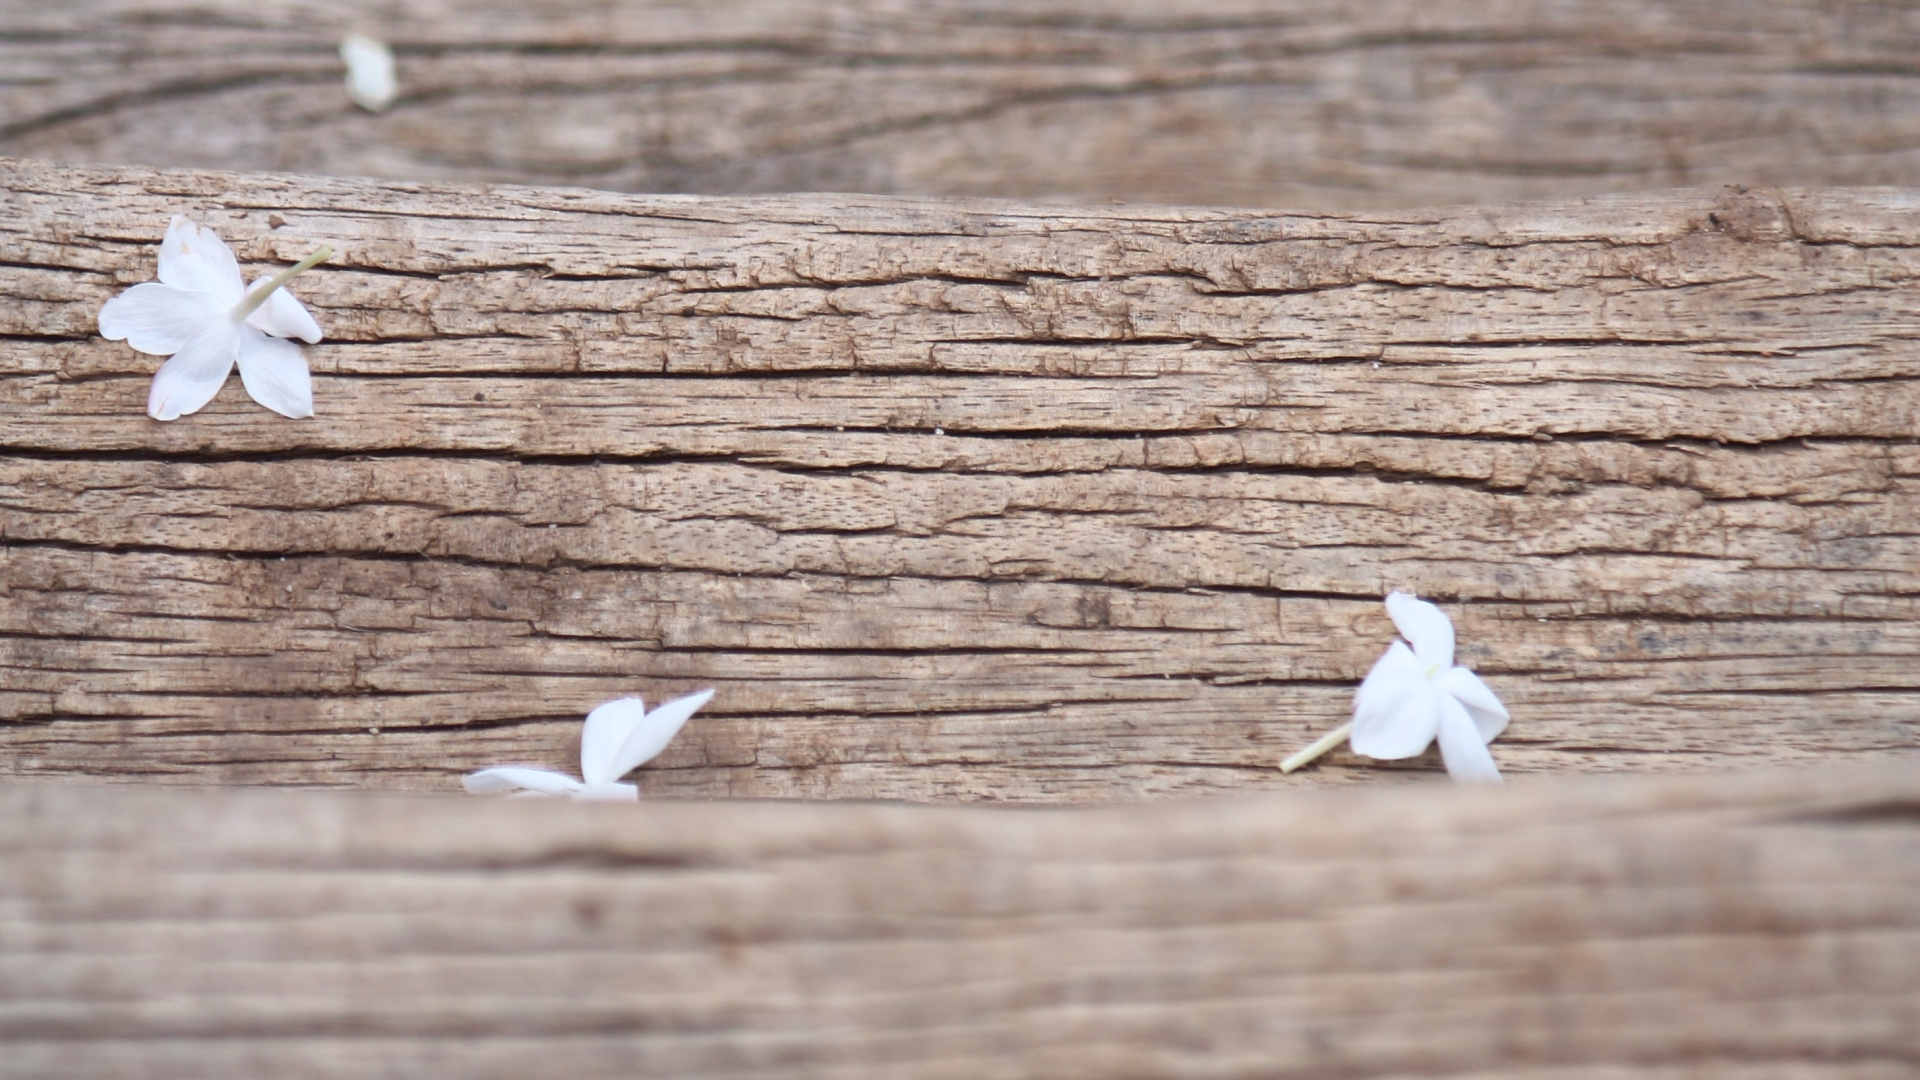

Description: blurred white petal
[340,35,397,112]
[1351,653,1441,760]
[1435,695,1503,784]
[1433,665,1510,742]
[607,689,714,780]
[1352,639,1422,720]
[1385,591,1455,672]
[146,320,239,421]
[580,697,648,786]
[462,767,584,796]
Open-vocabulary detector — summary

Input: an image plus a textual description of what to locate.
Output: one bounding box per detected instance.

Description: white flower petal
[98,283,222,355]
[1351,640,1422,724]
[462,766,584,796]
[1434,665,1510,743]
[1435,694,1503,784]
[243,277,324,343]
[146,319,240,421]
[579,697,648,786]
[156,215,244,306]
[1385,591,1455,672]
[340,35,398,112]
[235,329,314,418]
[1350,644,1441,760]
[606,689,714,781]
[572,782,640,803]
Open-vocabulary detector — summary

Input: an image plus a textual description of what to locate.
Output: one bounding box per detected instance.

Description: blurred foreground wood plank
[8,0,1920,209]
[3,761,1918,1078]
[1,157,1918,797]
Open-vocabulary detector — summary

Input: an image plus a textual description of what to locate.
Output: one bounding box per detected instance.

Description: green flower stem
[230,245,333,321]
[1280,721,1352,773]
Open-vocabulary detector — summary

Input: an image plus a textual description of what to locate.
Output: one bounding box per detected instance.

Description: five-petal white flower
[97,215,330,421]
[462,689,715,802]
[1282,592,1511,784]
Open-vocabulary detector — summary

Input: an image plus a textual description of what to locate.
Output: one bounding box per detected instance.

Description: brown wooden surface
[8,1,1920,210]
[3,760,1918,1078]
[2,157,1917,798]
[8,10,1918,1073]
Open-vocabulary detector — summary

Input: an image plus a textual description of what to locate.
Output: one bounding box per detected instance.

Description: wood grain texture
[8,1,1920,209]
[2,157,1918,798]
[3,761,1918,1078]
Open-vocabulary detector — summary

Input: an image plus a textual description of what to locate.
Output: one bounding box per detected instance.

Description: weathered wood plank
[8,1,1920,209]
[2,158,1917,796]
[3,763,1918,1078]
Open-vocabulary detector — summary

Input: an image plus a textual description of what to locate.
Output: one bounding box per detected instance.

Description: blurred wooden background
[7,763,1920,1078]
[4,3,1920,1077]
[8,0,1920,210]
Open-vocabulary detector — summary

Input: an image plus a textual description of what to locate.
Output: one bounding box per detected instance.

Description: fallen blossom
[340,35,397,112]
[97,215,330,421]
[463,689,715,802]
[1281,591,1510,784]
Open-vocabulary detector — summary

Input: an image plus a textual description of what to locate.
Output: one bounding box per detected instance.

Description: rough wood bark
[2,157,1918,798]
[3,762,1918,1079]
[8,1,1920,209]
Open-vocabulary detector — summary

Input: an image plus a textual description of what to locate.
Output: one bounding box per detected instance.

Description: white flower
[340,35,397,112]
[97,215,330,422]
[1351,592,1510,783]
[1281,592,1510,784]
[462,689,715,802]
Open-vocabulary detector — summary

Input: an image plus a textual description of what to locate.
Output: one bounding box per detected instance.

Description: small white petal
[1350,643,1442,760]
[340,35,398,112]
[572,782,639,803]
[98,282,221,355]
[606,689,714,781]
[146,320,240,421]
[156,215,244,306]
[243,277,324,343]
[1434,665,1510,743]
[1351,640,1422,724]
[462,767,584,796]
[580,697,648,786]
[1385,591,1456,673]
[1435,694,1502,784]
[235,329,314,418]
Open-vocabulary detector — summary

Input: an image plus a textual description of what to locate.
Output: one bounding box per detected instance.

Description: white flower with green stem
[97,215,331,421]
[1283,592,1510,784]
